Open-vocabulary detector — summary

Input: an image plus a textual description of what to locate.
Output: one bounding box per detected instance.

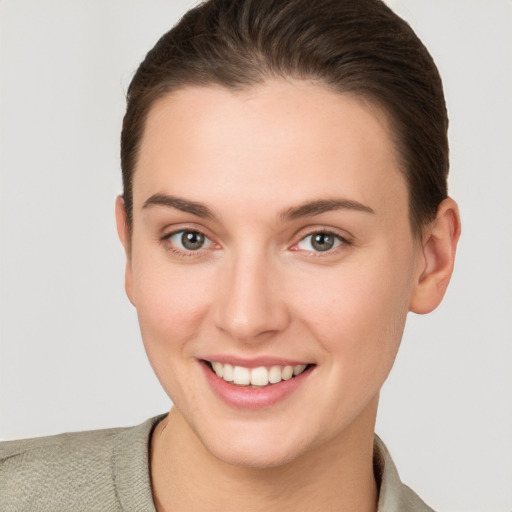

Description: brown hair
[121,0,448,235]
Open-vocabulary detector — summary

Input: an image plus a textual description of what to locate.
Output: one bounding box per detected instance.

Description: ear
[115,196,135,306]
[409,197,461,314]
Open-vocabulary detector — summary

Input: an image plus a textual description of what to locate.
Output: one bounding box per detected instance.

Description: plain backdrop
[1,1,511,511]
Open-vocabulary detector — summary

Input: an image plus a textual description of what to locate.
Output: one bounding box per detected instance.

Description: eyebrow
[280,198,375,220]
[143,193,215,219]
[142,193,374,221]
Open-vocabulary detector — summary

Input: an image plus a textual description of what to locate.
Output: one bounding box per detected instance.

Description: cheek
[294,248,414,380]
[130,253,213,364]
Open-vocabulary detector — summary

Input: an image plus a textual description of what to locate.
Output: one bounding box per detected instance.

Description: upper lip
[201,355,312,368]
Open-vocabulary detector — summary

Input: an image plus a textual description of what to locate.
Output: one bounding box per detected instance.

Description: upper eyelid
[160,227,215,248]
[161,225,213,240]
[294,231,347,250]
[292,226,353,244]
[301,231,345,242]
[164,228,211,240]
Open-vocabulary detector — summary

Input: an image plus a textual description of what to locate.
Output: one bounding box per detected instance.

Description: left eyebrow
[280,198,375,221]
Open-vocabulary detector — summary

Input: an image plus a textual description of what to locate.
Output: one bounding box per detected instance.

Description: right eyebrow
[142,193,215,219]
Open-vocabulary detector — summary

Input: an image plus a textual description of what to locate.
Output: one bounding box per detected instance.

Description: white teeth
[210,361,308,387]
[281,365,293,380]
[268,365,282,384]
[250,366,269,386]
[232,366,250,385]
[223,363,234,382]
[212,361,223,378]
[293,364,306,376]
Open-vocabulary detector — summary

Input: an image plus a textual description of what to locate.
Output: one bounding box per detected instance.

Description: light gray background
[1,1,511,510]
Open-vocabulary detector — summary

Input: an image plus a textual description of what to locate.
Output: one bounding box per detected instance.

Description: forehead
[134,80,408,224]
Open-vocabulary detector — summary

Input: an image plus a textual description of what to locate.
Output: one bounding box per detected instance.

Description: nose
[213,250,290,343]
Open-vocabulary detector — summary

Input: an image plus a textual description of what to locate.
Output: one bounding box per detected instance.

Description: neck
[150,404,379,512]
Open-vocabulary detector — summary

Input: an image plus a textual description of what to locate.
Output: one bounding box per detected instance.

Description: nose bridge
[214,244,289,342]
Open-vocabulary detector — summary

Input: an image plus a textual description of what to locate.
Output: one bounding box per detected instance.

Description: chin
[208,438,304,469]
[195,419,315,469]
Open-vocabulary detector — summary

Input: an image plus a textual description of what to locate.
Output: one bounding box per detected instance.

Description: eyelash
[293,230,350,256]
[160,228,351,258]
[160,229,216,258]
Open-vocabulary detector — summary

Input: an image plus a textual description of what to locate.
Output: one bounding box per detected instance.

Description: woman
[0,0,460,510]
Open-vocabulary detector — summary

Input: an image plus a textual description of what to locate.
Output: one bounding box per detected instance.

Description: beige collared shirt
[373,435,434,511]
[0,415,434,511]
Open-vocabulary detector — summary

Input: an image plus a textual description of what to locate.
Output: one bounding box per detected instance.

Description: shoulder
[0,426,125,512]
[0,416,163,512]
[0,424,125,461]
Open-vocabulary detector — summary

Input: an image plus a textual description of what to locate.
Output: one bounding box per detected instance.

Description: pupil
[312,233,334,251]
[182,231,205,250]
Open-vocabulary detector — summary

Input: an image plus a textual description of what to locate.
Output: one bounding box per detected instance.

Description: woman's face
[120,80,424,467]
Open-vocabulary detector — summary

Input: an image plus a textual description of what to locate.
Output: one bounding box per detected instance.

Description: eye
[166,230,214,251]
[297,231,344,252]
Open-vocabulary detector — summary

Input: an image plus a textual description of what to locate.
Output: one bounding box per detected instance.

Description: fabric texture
[1,415,434,512]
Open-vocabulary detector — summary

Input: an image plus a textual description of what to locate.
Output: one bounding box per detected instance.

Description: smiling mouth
[204,360,313,388]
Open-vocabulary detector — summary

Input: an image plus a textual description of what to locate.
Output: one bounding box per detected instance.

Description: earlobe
[409,198,461,314]
[115,196,135,306]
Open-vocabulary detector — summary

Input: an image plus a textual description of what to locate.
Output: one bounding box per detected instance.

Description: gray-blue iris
[311,233,335,251]
[182,231,205,250]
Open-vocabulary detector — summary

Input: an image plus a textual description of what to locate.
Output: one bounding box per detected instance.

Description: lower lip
[200,361,313,410]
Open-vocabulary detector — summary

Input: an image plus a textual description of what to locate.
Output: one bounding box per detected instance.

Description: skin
[116,80,460,511]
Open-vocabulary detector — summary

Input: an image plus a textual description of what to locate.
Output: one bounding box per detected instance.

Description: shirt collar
[374,435,434,512]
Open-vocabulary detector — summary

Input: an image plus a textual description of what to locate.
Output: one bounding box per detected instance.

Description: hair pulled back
[121,0,448,234]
